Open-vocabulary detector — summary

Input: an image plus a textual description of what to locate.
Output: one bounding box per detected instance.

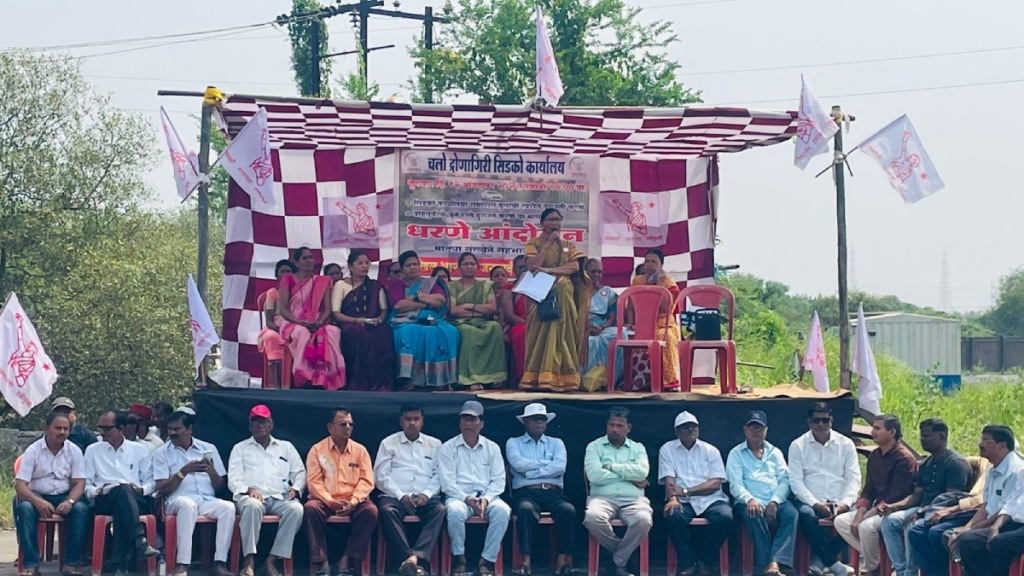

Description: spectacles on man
[97,425,118,432]
[811,417,832,424]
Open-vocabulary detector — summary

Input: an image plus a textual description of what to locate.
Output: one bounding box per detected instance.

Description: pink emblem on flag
[217,108,277,209]
[536,6,564,106]
[160,107,203,200]
[187,274,220,369]
[794,76,838,170]
[322,194,395,250]
[856,114,945,203]
[0,293,57,416]
[802,311,830,393]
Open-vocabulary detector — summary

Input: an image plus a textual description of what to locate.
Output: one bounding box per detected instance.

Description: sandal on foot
[511,568,531,576]
[239,567,255,576]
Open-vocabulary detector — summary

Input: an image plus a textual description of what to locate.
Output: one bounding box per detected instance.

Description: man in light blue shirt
[506,403,577,576]
[726,410,797,576]
[437,401,509,576]
[583,407,652,576]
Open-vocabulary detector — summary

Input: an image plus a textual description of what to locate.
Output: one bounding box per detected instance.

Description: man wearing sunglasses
[788,403,860,576]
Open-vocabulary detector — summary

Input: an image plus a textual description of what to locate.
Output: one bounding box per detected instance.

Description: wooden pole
[195,91,215,386]
[832,105,851,389]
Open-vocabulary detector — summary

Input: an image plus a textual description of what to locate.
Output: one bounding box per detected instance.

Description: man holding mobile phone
[152,410,235,576]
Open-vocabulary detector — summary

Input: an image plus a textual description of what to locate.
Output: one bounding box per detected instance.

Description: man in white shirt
[85,410,160,576]
[228,405,306,576]
[957,468,1024,575]
[658,411,732,576]
[15,412,90,575]
[788,402,860,576]
[152,410,235,576]
[437,401,509,576]
[374,404,445,576]
[506,403,577,576]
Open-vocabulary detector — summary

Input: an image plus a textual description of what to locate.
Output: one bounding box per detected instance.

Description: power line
[641,0,744,9]
[88,73,406,88]
[1,21,278,52]
[721,77,1024,106]
[76,28,281,59]
[680,44,1024,77]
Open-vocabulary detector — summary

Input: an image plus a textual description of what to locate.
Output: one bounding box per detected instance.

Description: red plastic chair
[794,518,855,576]
[584,479,648,576]
[320,515,373,576]
[664,517,729,576]
[257,291,292,389]
[17,517,65,573]
[607,285,674,392]
[440,518,504,576]
[676,285,737,394]
[377,515,439,576]
[229,515,295,576]
[510,512,558,570]
[164,514,224,572]
[91,514,159,576]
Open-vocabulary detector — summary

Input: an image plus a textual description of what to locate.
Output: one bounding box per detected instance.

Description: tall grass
[733,324,1024,457]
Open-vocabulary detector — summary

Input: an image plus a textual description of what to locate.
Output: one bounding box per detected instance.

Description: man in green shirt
[583,407,652,576]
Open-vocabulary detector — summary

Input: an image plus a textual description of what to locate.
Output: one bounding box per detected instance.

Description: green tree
[411,0,700,106]
[287,0,332,97]
[982,268,1024,336]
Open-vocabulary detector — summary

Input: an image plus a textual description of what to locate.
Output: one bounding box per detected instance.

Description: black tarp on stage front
[193,389,854,569]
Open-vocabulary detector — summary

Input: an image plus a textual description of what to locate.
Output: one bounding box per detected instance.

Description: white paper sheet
[512,271,556,303]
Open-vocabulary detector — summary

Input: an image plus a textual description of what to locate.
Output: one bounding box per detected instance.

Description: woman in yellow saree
[629,248,681,391]
[519,208,588,392]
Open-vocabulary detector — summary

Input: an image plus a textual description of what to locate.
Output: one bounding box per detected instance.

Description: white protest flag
[853,303,882,414]
[216,108,277,209]
[0,293,58,416]
[794,75,839,170]
[536,6,564,106]
[856,114,945,203]
[187,275,220,369]
[160,107,204,200]
[802,311,830,393]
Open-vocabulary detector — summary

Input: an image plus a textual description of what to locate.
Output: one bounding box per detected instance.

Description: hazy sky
[4,0,1022,312]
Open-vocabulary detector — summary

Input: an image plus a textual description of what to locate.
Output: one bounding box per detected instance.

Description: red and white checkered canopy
[217,95,798,158]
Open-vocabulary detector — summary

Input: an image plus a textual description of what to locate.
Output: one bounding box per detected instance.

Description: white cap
[516,403,556,423]
[674,411,698,427]
[176,406,196,416]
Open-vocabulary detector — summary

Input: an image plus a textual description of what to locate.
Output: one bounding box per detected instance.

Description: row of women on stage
[258,208,682,393]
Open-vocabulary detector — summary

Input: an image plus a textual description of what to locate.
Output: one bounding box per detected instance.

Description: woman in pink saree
[257,259,297,388]
[277,247,346,390]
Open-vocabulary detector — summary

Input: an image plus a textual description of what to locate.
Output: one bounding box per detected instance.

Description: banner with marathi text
[398,151,593,272]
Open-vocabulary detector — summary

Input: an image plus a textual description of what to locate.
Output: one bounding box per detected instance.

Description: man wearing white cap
[506,403,578,576]
[437,401,509,576]
[228,405,306,576]
[583,406,652,576]
[658,411,733,576]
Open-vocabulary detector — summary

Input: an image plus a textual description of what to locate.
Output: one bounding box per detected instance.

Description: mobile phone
[202,451,213,463]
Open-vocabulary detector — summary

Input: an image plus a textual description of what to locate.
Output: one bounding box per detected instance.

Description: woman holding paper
[386,250,460,390]
[448,252,507,389]
[629,248,681,391]
[277,247,346,390]
[519,208,588,392]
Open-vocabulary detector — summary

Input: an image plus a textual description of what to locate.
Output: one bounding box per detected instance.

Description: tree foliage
[981,268,1024,337]
[288,0,332,97]
[0,53,220,428]
[411,0,700,106]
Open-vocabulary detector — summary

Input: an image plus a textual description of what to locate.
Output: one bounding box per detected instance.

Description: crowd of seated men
[16,394,1024,576]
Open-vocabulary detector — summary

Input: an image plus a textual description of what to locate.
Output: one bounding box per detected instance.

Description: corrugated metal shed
[851,312,962,376]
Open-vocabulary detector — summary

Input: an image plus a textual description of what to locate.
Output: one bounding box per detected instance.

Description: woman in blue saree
[582,258,623,382]
[386,250,460,390]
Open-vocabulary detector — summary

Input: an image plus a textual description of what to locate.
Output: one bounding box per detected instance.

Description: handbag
[537,289,561,322]
[683,308,722,340]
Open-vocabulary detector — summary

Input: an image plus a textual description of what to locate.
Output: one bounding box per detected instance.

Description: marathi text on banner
[399,151,590,270]
[322,194,395,250]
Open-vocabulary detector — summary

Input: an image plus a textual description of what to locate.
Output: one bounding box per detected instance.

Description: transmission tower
[938,248,953,312]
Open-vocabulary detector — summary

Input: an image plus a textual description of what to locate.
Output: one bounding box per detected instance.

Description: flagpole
[195,89,216,386]
[832,104,853,389]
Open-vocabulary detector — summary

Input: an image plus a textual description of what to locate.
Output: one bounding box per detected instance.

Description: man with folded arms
[583,406,652,576]
[506,403,578,576]
[659,411,733,576]
[787,403,860,576]
[228,405,306,576]
[833,414,918,576]
[374,404,445,576]
[437,401,509,576]
[304,408,378,576]
[15,412,90,576]
[153,410,235,576]
[85,410,160,576]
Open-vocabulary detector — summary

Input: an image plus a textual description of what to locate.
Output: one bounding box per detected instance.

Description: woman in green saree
[448,252,508,389]
[519,208,588,392]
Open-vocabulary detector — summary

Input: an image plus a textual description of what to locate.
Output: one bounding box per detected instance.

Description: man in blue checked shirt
[726,410,798,576]
[505,403,578,576]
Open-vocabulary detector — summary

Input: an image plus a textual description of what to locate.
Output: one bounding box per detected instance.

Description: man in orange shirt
[303,408,379,576]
